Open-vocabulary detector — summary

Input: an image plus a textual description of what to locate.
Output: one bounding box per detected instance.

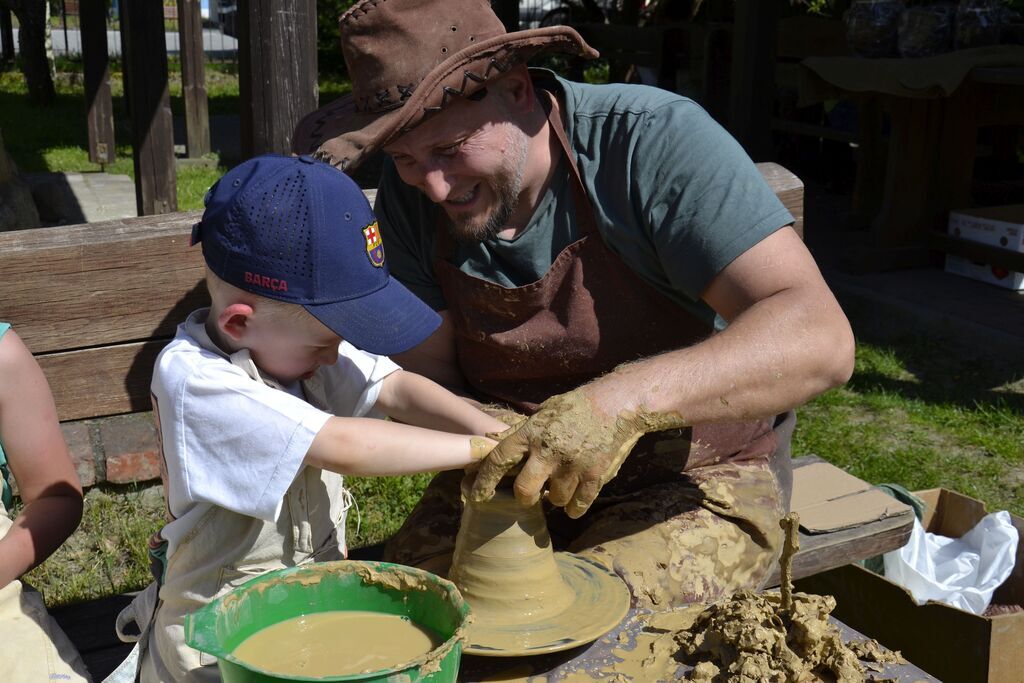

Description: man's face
[384,91,531,243]
[243,307,342,384]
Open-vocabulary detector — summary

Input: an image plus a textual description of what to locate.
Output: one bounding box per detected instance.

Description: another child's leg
[0,514,92,682]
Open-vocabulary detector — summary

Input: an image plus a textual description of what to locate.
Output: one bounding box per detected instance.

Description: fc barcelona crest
[363,221,385,267]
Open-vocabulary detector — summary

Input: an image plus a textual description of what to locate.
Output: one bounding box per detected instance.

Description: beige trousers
[0,509,92,682]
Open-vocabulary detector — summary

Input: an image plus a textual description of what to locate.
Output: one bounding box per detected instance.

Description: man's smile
[446,184,480,208]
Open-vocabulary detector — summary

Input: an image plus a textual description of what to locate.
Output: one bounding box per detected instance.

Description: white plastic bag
[883,511,1018,615]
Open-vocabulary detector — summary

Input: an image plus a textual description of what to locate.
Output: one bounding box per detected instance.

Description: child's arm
[305,417,496,476]
[374,370,509,436]
[0,331,83,589]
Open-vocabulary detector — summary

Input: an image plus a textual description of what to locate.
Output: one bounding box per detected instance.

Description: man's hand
[468,386,684,518]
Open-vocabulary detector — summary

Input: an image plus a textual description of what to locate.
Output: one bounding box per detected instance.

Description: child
[0,323,91,681]
[118,155,509,682]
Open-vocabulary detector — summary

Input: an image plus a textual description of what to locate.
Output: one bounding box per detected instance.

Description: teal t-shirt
[375,70,794,326]
[0,322,11,510]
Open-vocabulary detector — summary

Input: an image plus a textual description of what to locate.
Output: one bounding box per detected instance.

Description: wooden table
[459,606,939,681]
[803,59,1024,272]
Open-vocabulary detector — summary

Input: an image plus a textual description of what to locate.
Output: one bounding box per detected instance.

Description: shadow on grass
[846,368,1024,416]
[842,297,1024,415]
[1,89,99,172]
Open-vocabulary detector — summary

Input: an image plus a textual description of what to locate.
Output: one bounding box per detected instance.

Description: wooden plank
[80,0,116,166]
[850,95,887,230]
[764,455,915,587]
[177,0,211,158]
[0,7,14,64]
[728,0,778,161]
[765,513,913,586]
[872,96,945,247]
[756,162,804,240]
[122,0,177,215]
[239,0,318,158]
[39,340,175,421]
[0,212,206,354]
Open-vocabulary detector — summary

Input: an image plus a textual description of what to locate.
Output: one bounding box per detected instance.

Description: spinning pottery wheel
[418,490,630,657]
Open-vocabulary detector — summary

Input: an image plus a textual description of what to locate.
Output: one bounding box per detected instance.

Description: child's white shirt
[150,308,400,557]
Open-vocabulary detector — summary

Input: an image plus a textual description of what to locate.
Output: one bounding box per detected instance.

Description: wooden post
[491,0,518,33]
[177,0,211,158]
[80,0,116,166]
[728,0,778,160]
[122,1,178,215]
[239,0,317,159]
[118,3,131,119]
[0,8,14,64]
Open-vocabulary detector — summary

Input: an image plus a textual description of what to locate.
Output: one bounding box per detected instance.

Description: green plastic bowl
[185,560,470,683]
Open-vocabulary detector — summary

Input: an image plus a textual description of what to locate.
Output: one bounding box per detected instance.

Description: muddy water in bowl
[231,610,441,677]
[185,561,470,682]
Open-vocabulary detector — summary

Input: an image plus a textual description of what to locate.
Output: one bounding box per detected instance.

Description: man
[294,0,854,609]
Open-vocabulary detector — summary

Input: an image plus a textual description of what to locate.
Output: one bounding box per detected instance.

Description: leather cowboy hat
[292,0,598,172]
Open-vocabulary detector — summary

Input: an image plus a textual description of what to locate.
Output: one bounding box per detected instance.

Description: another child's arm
[374,370,509,436]
[0,330,83,589]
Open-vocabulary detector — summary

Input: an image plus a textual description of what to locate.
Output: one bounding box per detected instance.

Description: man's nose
[419,165,453,204]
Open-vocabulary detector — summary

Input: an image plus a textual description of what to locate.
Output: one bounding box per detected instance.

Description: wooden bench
[2,164,913,681]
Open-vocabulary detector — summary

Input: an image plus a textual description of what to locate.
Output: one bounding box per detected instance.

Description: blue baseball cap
[192,154,440,355]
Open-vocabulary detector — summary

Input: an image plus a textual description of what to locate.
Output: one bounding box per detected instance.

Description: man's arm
[471,226,854,516]
[585,226,854,423]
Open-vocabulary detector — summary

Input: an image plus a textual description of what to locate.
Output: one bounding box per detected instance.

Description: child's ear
[218,302,255,342]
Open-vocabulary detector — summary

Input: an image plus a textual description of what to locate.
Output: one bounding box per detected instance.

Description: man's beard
[447,127,530,244]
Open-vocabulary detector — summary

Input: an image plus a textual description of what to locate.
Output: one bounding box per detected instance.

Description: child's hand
[480,405,528,431]
[469,436,496,462]
[461,434,518,501]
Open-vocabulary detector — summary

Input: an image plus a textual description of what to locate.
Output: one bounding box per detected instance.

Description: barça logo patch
[363,221,385,267]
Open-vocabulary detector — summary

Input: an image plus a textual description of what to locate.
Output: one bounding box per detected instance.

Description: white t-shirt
[151,308,400,556]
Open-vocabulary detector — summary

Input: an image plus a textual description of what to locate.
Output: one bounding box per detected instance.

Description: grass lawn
[3,66,1022,608]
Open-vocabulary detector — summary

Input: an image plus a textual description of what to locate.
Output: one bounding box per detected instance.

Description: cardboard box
[945,205,1024,291]
[795,488,1024,683]
[791,461,913,533]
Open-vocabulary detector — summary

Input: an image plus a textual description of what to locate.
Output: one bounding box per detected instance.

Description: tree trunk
[1,0,56,105]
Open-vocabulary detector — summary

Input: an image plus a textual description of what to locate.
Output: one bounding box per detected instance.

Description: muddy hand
[460,407,527,499]
[469,388,683,519]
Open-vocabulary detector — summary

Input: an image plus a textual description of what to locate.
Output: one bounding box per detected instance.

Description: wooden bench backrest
[0,212,208,420]
[0,166,801,423]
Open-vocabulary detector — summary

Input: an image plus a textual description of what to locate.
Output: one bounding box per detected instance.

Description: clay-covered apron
[109,358,350,683]
[390,91,792,608]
